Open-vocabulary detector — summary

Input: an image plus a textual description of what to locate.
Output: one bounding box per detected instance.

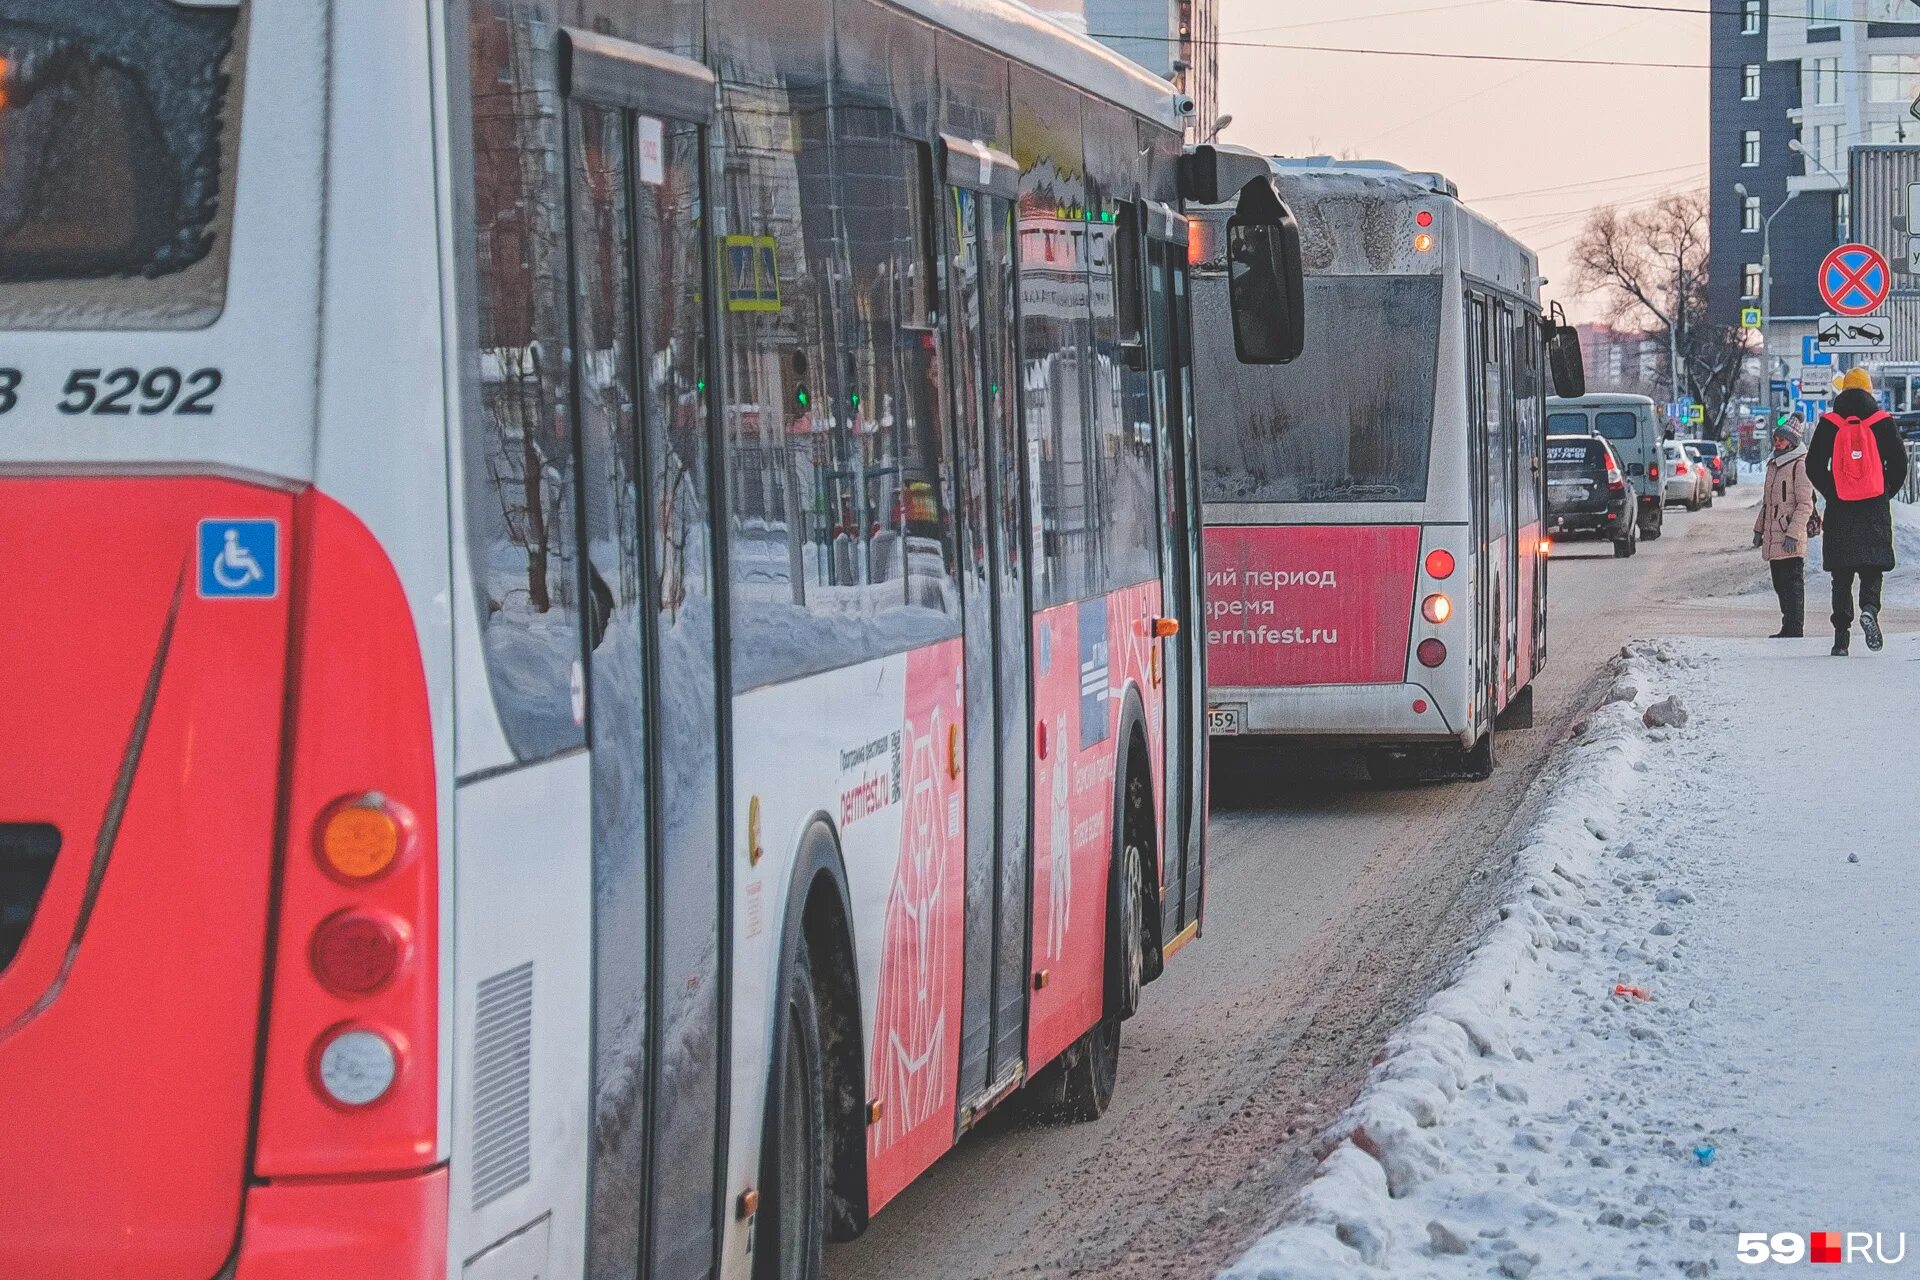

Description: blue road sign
[1802,335,1834,367]
[197,518,279,599]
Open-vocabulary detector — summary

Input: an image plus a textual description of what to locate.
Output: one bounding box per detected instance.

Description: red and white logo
[1737,1231,1907,1265]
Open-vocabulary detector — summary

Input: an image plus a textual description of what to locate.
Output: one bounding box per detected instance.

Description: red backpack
[1829,410,1890,501]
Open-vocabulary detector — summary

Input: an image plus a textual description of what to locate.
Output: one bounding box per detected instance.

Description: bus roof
[890,0,1188,129]
[1549,393,1657,408]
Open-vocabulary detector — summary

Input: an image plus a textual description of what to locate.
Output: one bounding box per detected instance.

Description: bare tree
[1572,192,1752,438]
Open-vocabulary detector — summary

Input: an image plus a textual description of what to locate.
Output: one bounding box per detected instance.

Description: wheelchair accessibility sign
[197,519,279,599]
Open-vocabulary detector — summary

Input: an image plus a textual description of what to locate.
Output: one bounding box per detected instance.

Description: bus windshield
[1199,274,1441,503]
[0,0,242,329]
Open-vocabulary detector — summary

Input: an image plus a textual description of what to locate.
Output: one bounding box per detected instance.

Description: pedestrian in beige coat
[1753,421,1819,638]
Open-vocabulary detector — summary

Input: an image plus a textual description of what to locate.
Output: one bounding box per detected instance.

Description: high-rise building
[1710,0,1920,406]
[1079,0,1217,141]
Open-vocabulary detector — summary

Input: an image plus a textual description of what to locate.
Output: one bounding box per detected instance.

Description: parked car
[1682,438,1729,495]
[1662,441,1708,511]
[1548,392,1666,541]
[1547,435,1637,557]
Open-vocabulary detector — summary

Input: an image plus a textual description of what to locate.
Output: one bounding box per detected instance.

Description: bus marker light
[1417,639,1447,668]
[1416,210,1434,228]
[311,911,404,995]
[1151,616,1181,637]
[948,723,962,779]
[319,796,404,881]
[1037,720,1049,760]
[314,1027,399,1108]
[1033,969,1050,990]
[737,1189,760,1220]
[1539,538,1554,556]
[1413,699,1429,715]
[1424,548,1456,580]
[1414,232,1435,254]
[1422,593,1453,624]
[866,1099,884,1126]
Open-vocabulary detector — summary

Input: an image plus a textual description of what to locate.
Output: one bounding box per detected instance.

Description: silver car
[1662,441,1711,511]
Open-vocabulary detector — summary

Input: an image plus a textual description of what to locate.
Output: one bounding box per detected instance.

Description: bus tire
[1027,820,1141,1125]
[758,944,828,1280]
[1463,724,1496,780]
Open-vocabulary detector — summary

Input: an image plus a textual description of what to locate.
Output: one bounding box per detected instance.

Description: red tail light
[254,492,438,1175]
[1417,638,1447,668]
[1649,462,1660,480]
[1676,462,1689,475]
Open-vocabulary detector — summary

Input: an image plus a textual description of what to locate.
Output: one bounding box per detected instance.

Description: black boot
[1862,608,1884,652]
[1832,626,1851,656]
[1771,625,1803,639]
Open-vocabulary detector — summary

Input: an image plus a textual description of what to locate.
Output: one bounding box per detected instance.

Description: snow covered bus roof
[888,0,1188,130]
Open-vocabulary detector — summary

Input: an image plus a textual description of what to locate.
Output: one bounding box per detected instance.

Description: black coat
[1807,395,1909,572]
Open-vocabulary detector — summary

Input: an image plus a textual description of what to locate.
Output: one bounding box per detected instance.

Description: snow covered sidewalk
[1225,635,1920,1277]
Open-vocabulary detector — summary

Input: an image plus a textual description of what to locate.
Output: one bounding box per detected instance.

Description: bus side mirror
[1546,303,1585,398]
[1548,326,1586,398]
[1226,177,1305,365]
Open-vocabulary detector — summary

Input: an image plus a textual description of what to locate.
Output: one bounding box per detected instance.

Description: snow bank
[1225,634,1920,1277]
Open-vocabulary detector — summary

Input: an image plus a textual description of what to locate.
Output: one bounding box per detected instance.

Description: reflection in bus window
[722,78,960,693]
[0,0,243,328]
[460,0,586,761]
[1198,275,1442,504]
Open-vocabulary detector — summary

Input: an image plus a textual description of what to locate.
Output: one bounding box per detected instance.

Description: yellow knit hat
[1839,368,1874,393]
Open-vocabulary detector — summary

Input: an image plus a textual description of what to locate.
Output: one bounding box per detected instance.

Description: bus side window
[1013,66,1096,607]
[457,0,589,762]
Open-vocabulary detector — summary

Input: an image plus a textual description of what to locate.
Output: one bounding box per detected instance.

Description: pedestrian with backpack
[1807,368,1909,655]
[1753,420,1818,638]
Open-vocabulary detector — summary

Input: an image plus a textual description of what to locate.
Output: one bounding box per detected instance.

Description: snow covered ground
[1224,634,1920,1277]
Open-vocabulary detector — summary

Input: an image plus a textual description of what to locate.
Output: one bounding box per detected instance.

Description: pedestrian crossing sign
[1741,307,1762,330]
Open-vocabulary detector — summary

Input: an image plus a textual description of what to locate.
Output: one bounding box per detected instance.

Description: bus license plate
[1207,703,1246,735]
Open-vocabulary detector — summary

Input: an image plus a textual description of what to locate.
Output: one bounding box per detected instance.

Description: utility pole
[1735,179,1801,422]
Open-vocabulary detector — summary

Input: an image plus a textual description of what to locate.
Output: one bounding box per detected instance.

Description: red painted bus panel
[0,478,292,1280]
[253,490,439,1176]
[230,1167,449,1278]
[865,639,966,1212]
[1203,525,1422,687]
[1025,582,1163,1072]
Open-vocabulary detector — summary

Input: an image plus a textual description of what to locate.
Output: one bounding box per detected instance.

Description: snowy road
[1228,621,1920,1276]
[829,492,1811,1280]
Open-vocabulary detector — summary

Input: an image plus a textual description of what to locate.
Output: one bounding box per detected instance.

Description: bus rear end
[1,4,450,1275]
[1192,162,1475,757]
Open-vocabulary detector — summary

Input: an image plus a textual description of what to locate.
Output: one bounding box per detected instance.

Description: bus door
[1496,301,1521,698]
[1467,295,1496,729]
[561,34,728,1280]
[943,144,1035,1118]
[1146,215,1202,943]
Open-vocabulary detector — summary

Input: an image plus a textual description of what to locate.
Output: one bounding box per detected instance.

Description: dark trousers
[1831,568,1885,628]
[1770,557,1805,634]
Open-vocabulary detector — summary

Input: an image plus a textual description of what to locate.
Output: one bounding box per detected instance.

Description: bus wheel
[759,946,827,1280]
[1114,835,1147,1019]
[1462,724,1496,780]
[1027,1012,1121,1124]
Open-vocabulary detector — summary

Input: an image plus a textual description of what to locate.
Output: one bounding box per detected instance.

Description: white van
[1547,393,1666,540]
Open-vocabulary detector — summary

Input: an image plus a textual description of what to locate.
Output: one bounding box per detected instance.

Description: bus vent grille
[471,961,535,1210]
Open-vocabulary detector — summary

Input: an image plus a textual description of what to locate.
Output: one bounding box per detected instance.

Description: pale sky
[1216,0,1712,322]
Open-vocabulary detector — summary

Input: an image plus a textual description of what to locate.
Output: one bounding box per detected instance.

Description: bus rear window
[0,0,242,329]
[1198,274,1441,504]
[1593,411,1639,441]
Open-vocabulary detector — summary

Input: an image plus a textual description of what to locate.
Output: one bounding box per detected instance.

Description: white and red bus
[1192,157,1575,779]
[0,4,1297,1279]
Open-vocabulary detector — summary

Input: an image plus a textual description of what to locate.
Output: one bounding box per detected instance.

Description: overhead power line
[1228,1,1503,36]
[1101,33,1920,75]
[1521,0,1908,24]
